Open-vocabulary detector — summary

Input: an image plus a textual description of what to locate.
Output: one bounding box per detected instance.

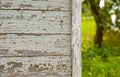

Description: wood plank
[72,0,81,77]
[0,0,71,10]
[0,56,71,77]
[0,10,71,34]
[0,34,71,56]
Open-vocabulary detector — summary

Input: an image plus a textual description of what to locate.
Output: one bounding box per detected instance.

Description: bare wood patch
[0,10,71,34]
[0,56,71,77]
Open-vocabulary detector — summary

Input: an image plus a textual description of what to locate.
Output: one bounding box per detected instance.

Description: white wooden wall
[0,0,81,77]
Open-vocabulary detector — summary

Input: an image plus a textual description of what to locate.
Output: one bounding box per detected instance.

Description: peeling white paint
[0,0,72,77]
[0,0,71,10]
[0,57,71,76]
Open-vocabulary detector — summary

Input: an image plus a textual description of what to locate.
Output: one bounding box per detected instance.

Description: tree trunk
[89,0,104,47]
[94,26,104,47]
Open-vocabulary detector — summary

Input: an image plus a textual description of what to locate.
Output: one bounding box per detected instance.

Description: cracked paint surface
[0,0,72,77]
[0,57,71,76]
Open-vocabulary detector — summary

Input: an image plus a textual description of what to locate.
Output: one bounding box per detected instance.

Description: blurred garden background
[82,0,120,77]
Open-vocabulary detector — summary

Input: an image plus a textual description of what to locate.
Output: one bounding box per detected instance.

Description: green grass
[82,17,120,77]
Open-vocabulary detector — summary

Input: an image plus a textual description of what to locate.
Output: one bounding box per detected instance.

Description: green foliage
[82,1,120,76]
[82,0,120,30]
[82,17,120,77]
[82,2,92,16]
[99,0,120,29]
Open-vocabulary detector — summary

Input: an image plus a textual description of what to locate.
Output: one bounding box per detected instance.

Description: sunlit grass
[82,17,96,49]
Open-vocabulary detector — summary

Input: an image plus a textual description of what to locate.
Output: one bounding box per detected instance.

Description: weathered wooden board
[72,0,81,77]
[0,10,71,34]
[0,0,71,10]
[0,34,71,56]
[0,56,71,77]
[0,0,82,77]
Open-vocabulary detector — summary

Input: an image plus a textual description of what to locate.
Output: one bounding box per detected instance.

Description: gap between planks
[0,33,71,36]
[0,55,72,57]
[0,9,71,12]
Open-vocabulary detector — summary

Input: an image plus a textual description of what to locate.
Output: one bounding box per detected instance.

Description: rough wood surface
[0,56,71,77]
[0,10,71,34]
[0,0,71,10]
[0,34,71,56]
[0,0,74,77]
[72,0,81,77]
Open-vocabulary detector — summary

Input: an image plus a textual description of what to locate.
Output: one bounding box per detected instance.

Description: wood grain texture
[0,0,71,10]
[0,56,71,77]
[72,0,81,77]
[0,0,74,77]
[0,10,71,34]
[0,34,71,56]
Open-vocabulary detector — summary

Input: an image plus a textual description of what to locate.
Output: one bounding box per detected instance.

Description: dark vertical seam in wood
[70,0,73,77]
